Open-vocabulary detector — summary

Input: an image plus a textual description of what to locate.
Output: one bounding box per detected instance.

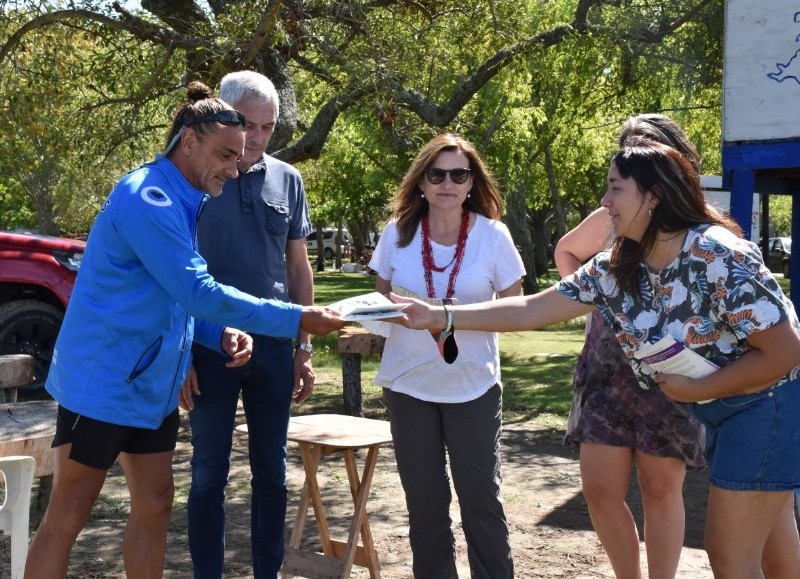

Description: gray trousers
[383,384,514,579]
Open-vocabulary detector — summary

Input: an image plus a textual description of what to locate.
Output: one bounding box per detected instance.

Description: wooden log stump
[0,354,33,403]
[0,398,58,524]
[337,327,385,417]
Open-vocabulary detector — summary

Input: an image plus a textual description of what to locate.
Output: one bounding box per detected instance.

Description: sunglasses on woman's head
[425,168,472,185]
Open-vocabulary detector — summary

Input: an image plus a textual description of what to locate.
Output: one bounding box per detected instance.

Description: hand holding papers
[327,292,408,322]
[391,284,458,364]
[634,336,718,403]
[634,336,718,378]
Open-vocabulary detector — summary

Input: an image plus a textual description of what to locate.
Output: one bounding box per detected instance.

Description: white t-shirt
[369,214,525,402]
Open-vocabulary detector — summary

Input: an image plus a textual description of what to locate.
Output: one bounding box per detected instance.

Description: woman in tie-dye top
[391,138,800,578]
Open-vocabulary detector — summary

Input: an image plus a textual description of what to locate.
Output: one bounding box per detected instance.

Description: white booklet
[633,336,718,404]
[327,291,408,321]
[633,335,719,378]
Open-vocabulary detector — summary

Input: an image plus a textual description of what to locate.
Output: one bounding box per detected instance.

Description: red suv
[0,230,85,396]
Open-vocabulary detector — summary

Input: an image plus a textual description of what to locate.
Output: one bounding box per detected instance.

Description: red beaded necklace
[421,207,469,299]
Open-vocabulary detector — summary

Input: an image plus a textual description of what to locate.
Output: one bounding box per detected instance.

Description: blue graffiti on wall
[767,12,800,85]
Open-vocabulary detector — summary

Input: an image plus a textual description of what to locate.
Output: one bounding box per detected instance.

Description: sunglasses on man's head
[185,109,247,128]
[425,167,472,185]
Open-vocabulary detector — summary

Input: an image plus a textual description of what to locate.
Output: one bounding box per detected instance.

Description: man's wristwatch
[296,342,314,356]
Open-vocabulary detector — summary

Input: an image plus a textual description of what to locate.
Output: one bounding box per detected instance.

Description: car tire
[324,247,335,261]
[783,261,791,279]
[0,300,63,398]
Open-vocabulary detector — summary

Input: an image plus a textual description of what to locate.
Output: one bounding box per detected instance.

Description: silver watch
[296,342,314,356]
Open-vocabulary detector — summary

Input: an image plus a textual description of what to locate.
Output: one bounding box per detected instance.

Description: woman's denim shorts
[692,373,800,491]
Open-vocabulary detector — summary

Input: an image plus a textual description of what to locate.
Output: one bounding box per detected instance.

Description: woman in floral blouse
[391,137,800,578]
[555,115,707,579]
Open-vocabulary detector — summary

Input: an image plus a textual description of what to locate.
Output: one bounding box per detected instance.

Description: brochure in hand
[327,292,408,321]
[633,335,718,378]
[390,284,459,364]
[633,335,718,403]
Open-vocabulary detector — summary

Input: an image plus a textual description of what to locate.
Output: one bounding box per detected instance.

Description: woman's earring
[421,193,425,199]
[467,192,471,198]
[648,207,653,217]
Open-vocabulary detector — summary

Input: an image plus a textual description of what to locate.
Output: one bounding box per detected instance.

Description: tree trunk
[341,353,364,417]
[335,221,344,270]
[545,144,566,241]
[504,181,539,295]
[529,207,551,279]
[313,220,325,272]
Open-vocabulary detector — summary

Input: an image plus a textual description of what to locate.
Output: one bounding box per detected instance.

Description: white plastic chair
[0,456,36,579]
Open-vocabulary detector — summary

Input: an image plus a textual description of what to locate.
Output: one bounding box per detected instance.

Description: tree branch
[239,0,282,67]
[274,89,365,162]
[0,8,206,66]
[139,0,211,33]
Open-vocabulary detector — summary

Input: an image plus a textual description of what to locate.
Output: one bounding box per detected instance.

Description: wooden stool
[281,414,392,578]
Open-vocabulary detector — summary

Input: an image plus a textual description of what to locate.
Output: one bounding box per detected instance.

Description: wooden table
[278,414,393,578]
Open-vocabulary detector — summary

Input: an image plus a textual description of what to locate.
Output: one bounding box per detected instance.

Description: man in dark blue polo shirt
[180,71,316,578]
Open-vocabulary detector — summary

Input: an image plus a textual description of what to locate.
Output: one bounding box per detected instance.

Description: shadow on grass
[502,426,709,551]
[501,351,576,422]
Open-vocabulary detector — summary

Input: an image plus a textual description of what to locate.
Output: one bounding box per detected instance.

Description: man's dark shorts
[52,405,179,470]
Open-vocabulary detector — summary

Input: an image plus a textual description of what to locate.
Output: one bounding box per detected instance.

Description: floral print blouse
[556,224,800,390]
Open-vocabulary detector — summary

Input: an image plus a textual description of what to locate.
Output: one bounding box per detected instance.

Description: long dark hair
[392,133,503,247]
[609,138,742,297]
[619,114,702,173]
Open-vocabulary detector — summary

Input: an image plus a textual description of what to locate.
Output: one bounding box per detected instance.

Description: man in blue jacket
[24,81,345,579]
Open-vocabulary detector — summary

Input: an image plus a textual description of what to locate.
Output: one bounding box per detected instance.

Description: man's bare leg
[24,445,108,579]
[119,450,175,578]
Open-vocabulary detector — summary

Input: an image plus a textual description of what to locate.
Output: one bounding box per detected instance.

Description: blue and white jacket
[46,156,303,428]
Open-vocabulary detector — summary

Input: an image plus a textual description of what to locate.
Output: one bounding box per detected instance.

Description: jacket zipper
[162,194,209,420]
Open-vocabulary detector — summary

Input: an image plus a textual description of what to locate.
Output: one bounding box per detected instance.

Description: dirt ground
[4,412,714,578]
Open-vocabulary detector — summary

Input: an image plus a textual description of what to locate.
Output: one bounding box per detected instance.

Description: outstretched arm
[391,286,594,333]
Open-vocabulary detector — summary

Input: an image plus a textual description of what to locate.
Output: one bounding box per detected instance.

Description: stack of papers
[327,292,408,321]
[633,335,718,378]
[634,336,718,404]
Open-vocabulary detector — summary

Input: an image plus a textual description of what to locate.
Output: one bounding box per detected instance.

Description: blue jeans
[692,376,800,491]
[187,336,293,578]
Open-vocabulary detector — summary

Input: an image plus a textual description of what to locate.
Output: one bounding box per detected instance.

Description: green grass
[304,270,583,425]
[499,330,584,423]
[314,270,377,305]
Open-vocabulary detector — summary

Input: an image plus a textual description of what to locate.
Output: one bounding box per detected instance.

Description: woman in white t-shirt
[369,133,524,579]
